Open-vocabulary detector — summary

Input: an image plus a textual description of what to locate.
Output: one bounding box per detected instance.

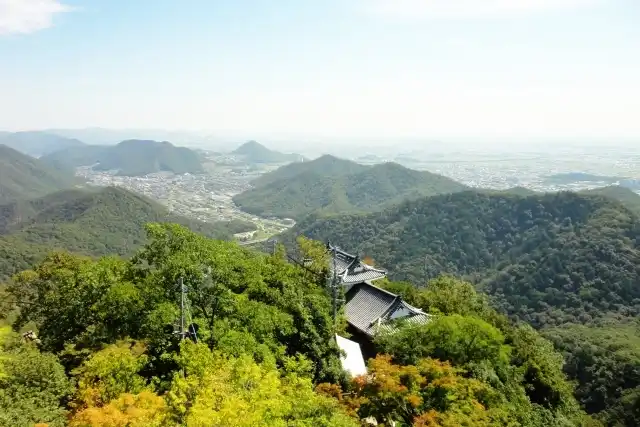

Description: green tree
[166,341,358,426]
[0,330,71,427]
[377,314,510,367]
[71,341,149,410]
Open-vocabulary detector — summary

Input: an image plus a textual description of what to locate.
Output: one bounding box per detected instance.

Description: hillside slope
[0,187,246,280]
[0,131,86,157]
[232,140,304,164]
[234,158,468,219]
[580,185,640,213]
[0,145,78,203]
[40,139,204,176]
[286,191,640,328]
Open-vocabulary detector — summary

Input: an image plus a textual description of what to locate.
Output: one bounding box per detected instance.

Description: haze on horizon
[1,0,639,140]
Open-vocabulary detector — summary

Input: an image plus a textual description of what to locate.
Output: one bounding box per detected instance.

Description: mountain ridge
[284,190,640,328]
[234,156,469,219]
[0,145,79,203]
[0,131,86,157]
[40,139,204,176]
[232,140,305,164]
[0,186,252,280]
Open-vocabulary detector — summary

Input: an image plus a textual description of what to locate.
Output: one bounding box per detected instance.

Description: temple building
[327,243,388,288]
[328,242,430,358]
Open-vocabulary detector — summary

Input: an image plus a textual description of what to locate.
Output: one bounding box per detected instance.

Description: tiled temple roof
[344,281,430,337]
[327,243,387,284]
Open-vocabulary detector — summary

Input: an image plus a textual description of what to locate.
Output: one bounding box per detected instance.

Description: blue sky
[1,0,639,139]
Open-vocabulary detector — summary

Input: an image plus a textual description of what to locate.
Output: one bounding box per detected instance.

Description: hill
[545,171,622,185]
[0,145,78,203]
[0,131,86,157]
[232,140,304,164]
[234,158,469,219]
[285,190,640,328]
[0,186,252,280]
[580,185,640,213]
[40,139,204,176]
[250,154,368,188]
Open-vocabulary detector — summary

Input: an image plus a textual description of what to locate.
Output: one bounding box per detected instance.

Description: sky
[1,0,639,139]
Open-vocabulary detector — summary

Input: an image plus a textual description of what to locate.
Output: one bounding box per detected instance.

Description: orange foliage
[68,391,168,427]
[362,256,375,266]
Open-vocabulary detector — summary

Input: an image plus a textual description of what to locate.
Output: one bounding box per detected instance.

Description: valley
[74,152,296,243]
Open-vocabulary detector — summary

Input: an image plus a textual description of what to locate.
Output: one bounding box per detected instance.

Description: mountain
[0,131,86,158]
[0,186,252,281]
[40,139,204,176]
[545,172,622,185]
[580,185,640,213]
[285,190,640,328]
[250,154,368,188]
[0,145,78,203]
[234,157,469,219]
[231,140,305,164]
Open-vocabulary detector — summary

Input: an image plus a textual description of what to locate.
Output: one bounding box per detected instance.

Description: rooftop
[327,242,387,284]
[344,281,430,337]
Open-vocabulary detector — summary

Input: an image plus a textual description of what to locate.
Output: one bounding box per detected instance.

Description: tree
[346,355,507,427]
[71,341,149,410]
[0,329,71,427]
[131,223,345,383]
[377,314,510,367]
[9,252,143,354]
[68,391,168,427]
[166,341,358,426]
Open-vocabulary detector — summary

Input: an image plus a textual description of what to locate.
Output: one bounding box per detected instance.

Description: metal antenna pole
[332,246,338,324]
[179,277,185,341]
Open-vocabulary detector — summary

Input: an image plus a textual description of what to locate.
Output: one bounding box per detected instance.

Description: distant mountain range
[0,186,253,280]
[40,139,204,176]
[233,154,469,219]
[0,131,86,158]
[232,141,305,164]
[0,145,79,203]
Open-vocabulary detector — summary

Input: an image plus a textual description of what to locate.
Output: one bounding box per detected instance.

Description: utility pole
[331,245,338,324]
[179,277,185,341]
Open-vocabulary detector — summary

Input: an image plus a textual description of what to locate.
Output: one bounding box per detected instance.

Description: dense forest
[0,187,254,281]
[0,223,598,426]
[40,140,204,176]
[285,190,640,425]
[234,157,468,219]
[287,191,640,326]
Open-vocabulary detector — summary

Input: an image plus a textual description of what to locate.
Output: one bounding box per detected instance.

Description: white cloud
[365,0,599,20]
[0,0,71,35]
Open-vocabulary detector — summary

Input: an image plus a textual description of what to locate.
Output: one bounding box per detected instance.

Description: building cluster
[327,243,430,377]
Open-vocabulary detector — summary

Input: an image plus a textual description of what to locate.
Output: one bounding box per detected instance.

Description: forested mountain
[0,131,86,157]
[581,185,640,213]
[250,154,368,187]
[232,140,304,163]
[491,186,640,213]
[234,158,469,219]
[286,190,640,328]
[284,190,640,425]
[0,224,593,426]
[40,139,204,176]
[0,187,253,280]
[0,145,78,203]
[544,317,640,426]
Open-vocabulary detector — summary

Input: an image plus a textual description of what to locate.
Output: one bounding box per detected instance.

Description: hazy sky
[1,0,639,139]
